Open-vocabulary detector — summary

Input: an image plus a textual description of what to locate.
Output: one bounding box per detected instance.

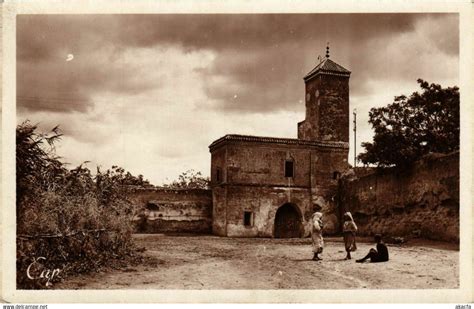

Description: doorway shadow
[274,203,302,238]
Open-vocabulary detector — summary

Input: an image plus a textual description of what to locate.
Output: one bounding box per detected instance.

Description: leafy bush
[163,169,210,189]
[16,121,147,288]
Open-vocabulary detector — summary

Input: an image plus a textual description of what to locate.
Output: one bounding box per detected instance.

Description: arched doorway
[274,203,302,238]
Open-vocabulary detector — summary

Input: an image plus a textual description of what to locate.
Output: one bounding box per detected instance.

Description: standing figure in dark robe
[356,234,389,263]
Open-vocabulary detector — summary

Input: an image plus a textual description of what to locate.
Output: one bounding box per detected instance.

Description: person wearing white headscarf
[311,212,324,261]
[342,211,357,260]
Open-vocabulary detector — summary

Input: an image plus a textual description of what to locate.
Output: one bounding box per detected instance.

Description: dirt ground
[57,234,459,289]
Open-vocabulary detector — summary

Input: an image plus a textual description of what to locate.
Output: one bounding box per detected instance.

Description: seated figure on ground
[356,234,389,263]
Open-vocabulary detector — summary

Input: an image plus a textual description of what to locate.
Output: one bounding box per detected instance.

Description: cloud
[17,44,219,184]
[112,14,421,51]
[418,14,459,56]
[18,14,458,114]
[17,17,152,113]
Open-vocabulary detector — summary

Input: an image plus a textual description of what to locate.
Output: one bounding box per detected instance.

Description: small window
[244,211,253,227]
[216,168,222,183]
[333,171,341,180]
[285,160,294,178]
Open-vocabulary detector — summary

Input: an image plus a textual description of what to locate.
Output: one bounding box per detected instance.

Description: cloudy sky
[17,14,459,185]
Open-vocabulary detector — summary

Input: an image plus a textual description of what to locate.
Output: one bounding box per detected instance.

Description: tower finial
[326,42,330,58]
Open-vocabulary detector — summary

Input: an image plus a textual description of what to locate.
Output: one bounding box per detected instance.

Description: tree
[164,169,210,189]
[358,79,459,168]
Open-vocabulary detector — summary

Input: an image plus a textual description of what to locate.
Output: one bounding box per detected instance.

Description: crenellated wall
[339,152,459,242]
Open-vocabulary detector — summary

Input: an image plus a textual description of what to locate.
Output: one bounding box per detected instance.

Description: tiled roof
[303,58,351,82]
[209,134,348,150]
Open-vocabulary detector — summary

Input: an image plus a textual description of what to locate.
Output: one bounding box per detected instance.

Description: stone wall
[211,186,227,236]
[224,185,312,237]
[224,143,312,187]
[310,148,349,234]
[129,188,212,234]
[210,137,349,237]
[339,152,459,242]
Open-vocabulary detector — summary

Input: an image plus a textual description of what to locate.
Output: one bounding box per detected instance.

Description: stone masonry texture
[298,74,350,142]
[209,139,349,237]
[338,152,459,242]
[129,188,212,233]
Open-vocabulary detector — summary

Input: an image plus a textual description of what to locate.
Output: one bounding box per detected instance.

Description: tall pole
[353,108,357,168]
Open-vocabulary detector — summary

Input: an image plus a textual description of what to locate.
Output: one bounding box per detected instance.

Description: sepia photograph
[2,0,473,304]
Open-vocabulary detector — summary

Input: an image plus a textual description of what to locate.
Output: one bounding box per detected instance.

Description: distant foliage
[164,169,210,189]
[16,121,147,288]
[358,79,459,168]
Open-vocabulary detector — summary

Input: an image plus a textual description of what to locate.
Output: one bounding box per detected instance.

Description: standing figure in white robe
[342,211,358,260]
[311,212,324,261]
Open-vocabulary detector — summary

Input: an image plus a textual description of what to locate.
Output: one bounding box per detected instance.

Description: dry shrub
[16,122,147,289]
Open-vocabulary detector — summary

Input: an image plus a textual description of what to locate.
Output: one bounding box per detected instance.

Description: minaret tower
[297,44,351,143]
